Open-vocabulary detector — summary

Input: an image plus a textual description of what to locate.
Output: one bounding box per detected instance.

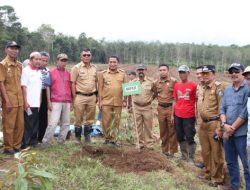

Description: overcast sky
[1,0,250,46]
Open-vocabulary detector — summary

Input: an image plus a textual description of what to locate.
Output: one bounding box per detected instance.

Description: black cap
[128,71,136,76]
[136,64,147,70]
[5,41,21,49]
[202,65,216,73]
[228,63,244,72]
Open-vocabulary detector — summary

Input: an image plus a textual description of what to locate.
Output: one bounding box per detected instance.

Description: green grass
[35,142,216,190]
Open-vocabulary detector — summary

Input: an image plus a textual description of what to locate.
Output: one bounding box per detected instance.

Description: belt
[202,116,220,123]
[134,102,151,107]
[158,103,172,108]
[76,91,97,96]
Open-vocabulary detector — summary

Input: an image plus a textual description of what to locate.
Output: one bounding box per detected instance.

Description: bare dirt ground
[76,145,172,174]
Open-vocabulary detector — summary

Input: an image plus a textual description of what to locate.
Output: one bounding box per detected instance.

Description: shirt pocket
[235,94,244,105]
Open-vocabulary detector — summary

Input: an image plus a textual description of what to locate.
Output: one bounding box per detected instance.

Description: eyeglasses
[60,59,68,62]
[229,69,241,74]
[82,54,91,57]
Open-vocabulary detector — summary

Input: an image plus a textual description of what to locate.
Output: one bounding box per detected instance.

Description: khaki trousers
[102,105,122,141]
[74,95,96,127]
[43,102,70,144]
[2,106,24,151]
[157,106,178,154]
[199,120,224,182]
[134,104,154,148]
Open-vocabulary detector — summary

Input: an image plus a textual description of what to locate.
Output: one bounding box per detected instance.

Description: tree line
[1,5,250,71]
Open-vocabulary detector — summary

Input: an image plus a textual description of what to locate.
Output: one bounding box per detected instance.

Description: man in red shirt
[172,65,197,162]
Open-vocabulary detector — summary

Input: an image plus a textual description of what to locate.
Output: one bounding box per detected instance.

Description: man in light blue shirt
[220,63,250,190]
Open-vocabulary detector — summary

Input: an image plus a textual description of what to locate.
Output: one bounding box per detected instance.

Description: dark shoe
[36,143,50,148]
[103,140,109,144]
[195,162,205,169]
[197,174,211,180]
[164,153,175,159]
[66,131,71,140]
[84,126,93,143]
[208,181,223,187]
[75,126,82,143]
[84,134,91,143]
[110,141,119,146]
[14,148,21,153]
[3,150,15,155]
[222,186,239,190]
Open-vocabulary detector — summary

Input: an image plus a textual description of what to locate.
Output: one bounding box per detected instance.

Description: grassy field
[0,64,235,189]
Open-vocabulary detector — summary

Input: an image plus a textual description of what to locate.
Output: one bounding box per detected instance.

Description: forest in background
[1,5,250,71]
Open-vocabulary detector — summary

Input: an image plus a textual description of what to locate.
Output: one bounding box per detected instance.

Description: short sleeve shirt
[98,69,126,106]
[0,56,23,107]
[173,81,197,118]
[21,65,42,107]
[133,77,155,105]
[71,62,97,93]
[155,77,177,104]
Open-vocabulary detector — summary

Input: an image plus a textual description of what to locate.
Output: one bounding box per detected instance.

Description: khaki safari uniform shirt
[71,62,97,93]
[133,76,156,105]
[98,69,126,106]
[0,56,23,107]
[155,77,177,104]
[200,80,224,125]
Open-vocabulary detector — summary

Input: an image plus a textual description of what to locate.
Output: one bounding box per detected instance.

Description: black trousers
[174,115,196,144]
[38,89,48,142]
[22,107,39,147]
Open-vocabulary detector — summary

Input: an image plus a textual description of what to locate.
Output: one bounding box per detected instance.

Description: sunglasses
[60,59,68,62]
[229,69,241,74]
[82,54,91,57]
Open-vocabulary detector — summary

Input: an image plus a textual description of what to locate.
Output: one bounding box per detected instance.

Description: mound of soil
[77,145,172,174]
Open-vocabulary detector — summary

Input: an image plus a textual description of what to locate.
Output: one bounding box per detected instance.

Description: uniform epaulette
[101,70,108,73]
[215,81,222,86]
[90,63,97,68]
[146,77,154,82]
[170,77,177,82]
[118,69,125,72]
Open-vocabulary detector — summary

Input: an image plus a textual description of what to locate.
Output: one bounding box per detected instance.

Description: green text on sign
[122,81,142,96]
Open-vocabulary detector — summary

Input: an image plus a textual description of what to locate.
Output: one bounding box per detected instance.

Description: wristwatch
[220,122,226,128]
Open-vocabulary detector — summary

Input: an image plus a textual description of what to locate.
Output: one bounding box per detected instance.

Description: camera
[213,133,219,141]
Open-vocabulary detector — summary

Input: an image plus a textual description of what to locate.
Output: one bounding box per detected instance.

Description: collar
[80,62,92,68]
[5,55,18,66]
[206,80,215,88]
[159,77,170,83]
[107,68,119,73]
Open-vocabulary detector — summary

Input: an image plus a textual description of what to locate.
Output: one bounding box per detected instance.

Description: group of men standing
[1,41,250,190]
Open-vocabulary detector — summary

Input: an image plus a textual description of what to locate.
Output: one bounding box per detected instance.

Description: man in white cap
[172,65,197,162]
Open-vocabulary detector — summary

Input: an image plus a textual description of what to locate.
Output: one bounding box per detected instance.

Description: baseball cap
[136,64,147,70]
[5,41,21,49]
[242,66,250,76]
[128,71,136,76]
[57,53,68,60]
[228,63,244,72]
[178,65,190,72]
[202,65,216,73]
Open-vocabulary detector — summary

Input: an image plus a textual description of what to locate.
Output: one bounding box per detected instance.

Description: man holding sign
[132,64,156,149]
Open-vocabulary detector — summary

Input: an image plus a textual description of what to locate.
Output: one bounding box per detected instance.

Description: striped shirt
[40,68,49,89]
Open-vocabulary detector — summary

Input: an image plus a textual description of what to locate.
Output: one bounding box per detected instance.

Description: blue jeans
[223,135,250,189]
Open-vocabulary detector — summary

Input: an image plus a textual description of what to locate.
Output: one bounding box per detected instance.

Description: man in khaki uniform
[195,66,205,168]
[71,48,98,143]
[199,65,225,187]
[155,63,178,157]
[0,41,24,155]
[133,64,156,149]
[98,55,126,145]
